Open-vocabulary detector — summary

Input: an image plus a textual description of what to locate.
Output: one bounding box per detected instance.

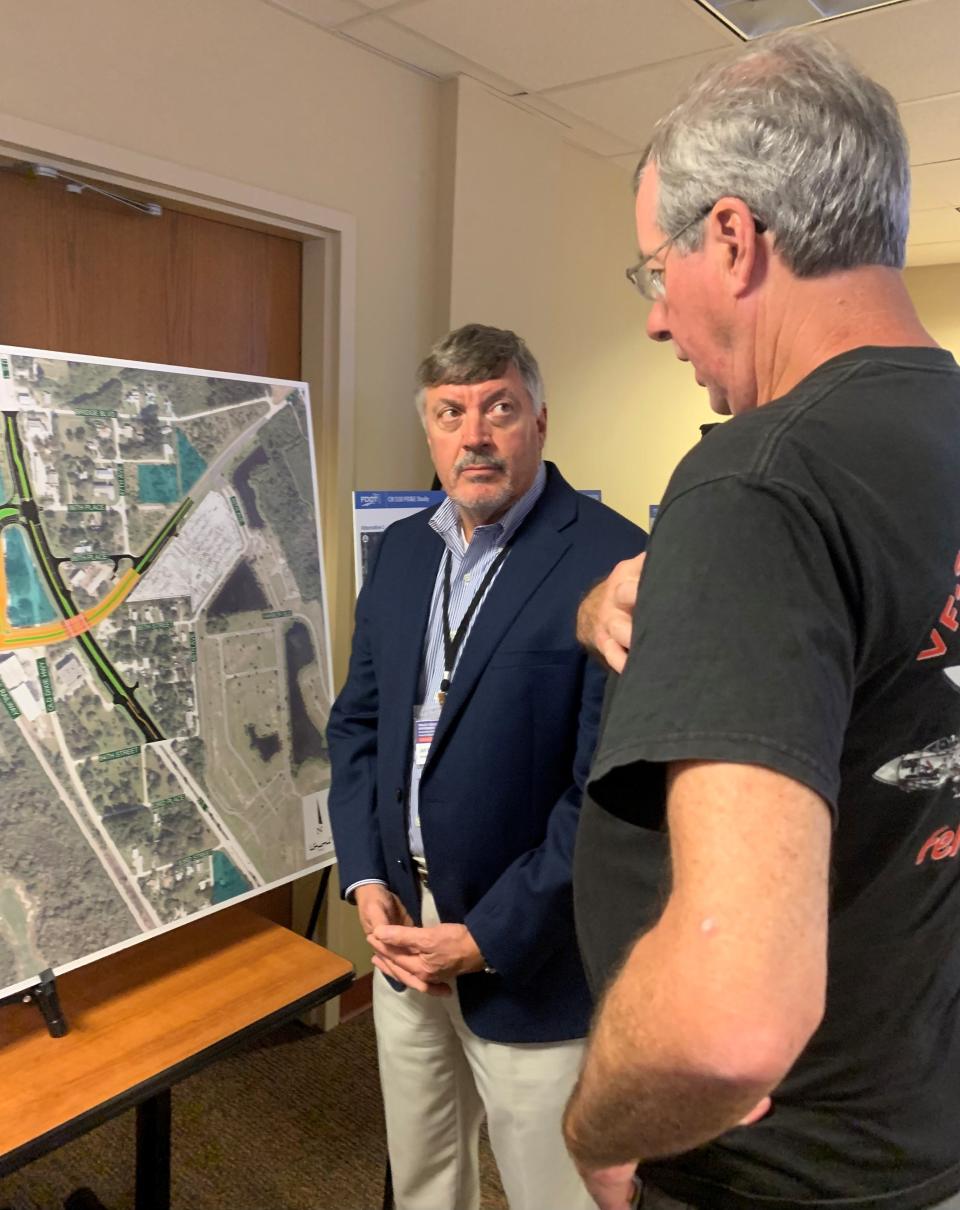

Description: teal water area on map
[137,463,179,504]
[177,429,207,494]
[211,851,251,904]
[4,527,58,627]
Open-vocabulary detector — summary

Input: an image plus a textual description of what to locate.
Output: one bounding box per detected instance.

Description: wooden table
[0,906,354,1209]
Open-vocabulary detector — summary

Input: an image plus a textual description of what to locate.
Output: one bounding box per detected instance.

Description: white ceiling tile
[823,0,960,103]
[264,0,367,28]
[901,93,960,166]
[339,15,523,89]
[388,0,735,92]
[542,47,733,147]
[909,207,960,244]
[911,159,960,210]
[905,240,960,267]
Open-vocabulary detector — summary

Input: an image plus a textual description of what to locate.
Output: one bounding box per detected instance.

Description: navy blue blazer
[327,463,645,1043]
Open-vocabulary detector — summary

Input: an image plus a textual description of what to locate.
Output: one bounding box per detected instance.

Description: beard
[446,451,515,521]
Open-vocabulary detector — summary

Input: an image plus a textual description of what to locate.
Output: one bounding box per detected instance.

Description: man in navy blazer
[327,324,644,1210]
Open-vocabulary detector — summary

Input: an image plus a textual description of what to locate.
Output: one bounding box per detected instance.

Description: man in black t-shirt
[562,29,960,1210]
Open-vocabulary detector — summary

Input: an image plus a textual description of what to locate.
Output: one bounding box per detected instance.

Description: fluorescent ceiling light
[695,0,908,39]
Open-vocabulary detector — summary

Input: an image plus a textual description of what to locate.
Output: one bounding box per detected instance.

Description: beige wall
[448,77,712,530]
[906,264,960,354]
[0,0,438,492]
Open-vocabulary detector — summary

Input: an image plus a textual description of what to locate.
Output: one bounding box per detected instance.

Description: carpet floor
[0,1010,508,1210]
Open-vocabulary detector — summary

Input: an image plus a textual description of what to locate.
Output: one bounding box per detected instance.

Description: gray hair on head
[637,30,910,277]
[415,324,545,421]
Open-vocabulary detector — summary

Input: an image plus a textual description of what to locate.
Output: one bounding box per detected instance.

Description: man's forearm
[564,930,775,1169]
[566,763,828,1170]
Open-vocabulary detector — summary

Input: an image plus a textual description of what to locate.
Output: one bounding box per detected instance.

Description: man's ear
[537,403,548,447]
[709,197,764,297]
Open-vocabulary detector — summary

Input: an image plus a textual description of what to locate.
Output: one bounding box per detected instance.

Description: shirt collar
[430,461,547,554]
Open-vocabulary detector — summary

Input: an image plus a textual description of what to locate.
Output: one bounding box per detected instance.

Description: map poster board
[0,347,335,1000]
[352,491,445,591]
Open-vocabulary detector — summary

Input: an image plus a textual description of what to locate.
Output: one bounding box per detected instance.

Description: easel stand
[0,967,68,1038]
[305,865,332,941]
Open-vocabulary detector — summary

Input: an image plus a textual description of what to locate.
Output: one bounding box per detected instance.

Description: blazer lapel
[379,523,444,767]
[425,469,576,765]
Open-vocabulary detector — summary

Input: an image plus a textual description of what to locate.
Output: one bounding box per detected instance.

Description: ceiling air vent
[695,0,908,39]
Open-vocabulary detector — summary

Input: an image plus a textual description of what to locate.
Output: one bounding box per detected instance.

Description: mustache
[454,452,507,474]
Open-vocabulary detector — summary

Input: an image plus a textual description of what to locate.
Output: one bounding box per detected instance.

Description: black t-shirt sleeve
[588,475,856,820]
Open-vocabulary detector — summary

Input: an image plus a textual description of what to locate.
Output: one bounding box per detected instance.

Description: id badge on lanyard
[413,703,442,767]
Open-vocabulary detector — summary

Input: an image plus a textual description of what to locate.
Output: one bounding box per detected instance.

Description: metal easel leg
[135,1088,171,1210]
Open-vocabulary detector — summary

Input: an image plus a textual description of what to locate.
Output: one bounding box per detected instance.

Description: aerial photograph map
[0,347,334,998]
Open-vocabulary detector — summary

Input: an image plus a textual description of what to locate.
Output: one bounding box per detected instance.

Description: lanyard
[437,543,510,704]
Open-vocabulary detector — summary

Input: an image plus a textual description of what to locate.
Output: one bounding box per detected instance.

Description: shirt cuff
[344,877,388,904]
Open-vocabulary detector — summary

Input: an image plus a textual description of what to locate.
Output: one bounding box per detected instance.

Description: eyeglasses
[626,206,767,302]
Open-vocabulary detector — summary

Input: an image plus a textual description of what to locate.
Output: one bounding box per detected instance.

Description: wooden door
[0,169,301,377]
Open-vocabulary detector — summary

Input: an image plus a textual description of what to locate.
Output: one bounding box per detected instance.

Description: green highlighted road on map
[0,507,18,522]
[2,411,166,743]
[135,498,193,574]
[80,632,132,701]
[24,515,73,617]
[6,417,29,499]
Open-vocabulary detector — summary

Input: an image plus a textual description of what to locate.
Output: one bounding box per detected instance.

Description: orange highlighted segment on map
[0,559,141,650]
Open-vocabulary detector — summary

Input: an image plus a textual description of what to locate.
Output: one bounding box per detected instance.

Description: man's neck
[755,265,938,407]
[458,508,502,544]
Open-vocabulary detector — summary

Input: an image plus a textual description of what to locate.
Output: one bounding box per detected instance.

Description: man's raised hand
[577,553,645,674]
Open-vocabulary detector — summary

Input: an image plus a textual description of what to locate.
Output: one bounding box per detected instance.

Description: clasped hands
[355,883,485,996]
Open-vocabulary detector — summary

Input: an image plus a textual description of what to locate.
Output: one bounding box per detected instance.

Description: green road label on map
[263,609,293,620]
[153,793,188,809]
[116,464,126,496]
[68,503,107,513]
[138,621,175,633]
[36,658,55,712]
[229,496,246,527]
[175,848,215,868]
[73,407,118,419]
[0,684,20,719]
[189,632,198,662]
[98,744,142,763]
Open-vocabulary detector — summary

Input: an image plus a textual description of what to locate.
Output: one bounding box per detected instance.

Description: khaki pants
[372,884,593,1210]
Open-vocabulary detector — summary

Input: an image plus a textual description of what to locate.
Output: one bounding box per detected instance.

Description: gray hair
[637,30,910,277]
[415,324,545,420]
